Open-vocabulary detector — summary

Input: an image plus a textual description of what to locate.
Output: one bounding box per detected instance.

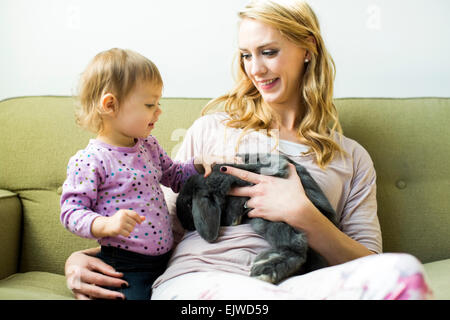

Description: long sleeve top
[60,136,198,255]
[152,112,381,288]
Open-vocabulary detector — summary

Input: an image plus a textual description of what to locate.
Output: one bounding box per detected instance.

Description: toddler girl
[60,48,210,300]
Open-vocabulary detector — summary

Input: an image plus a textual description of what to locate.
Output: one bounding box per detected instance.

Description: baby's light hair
[75,48,163,133]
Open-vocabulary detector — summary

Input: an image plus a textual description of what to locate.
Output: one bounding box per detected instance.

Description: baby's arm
[60,152,103,239]
[61,152,145,239]
[150,138,198,193]
[91,210,145,238]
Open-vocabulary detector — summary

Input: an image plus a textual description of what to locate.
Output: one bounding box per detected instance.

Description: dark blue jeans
[96,246,172,300]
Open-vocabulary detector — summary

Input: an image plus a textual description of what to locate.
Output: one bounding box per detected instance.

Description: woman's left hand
[222,163,315,227]
[221,163,376,265]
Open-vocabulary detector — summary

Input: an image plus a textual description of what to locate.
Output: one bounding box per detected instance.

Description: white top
[153,112,382,288]
[277,138,309,156]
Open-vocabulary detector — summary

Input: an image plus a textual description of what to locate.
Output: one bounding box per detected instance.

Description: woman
[65,0,432,300]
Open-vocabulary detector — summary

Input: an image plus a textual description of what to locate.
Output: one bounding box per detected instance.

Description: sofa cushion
[18,189,97,274]
[0,190,21,279]
[0,272,73,300]
[424,259,450,300]
[0,97,98,274]
[0,263,447,300]
[336,98,450,264]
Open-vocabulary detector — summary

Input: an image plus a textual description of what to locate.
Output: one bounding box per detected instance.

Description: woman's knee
[380,253,425,274]
[376,253,433,299]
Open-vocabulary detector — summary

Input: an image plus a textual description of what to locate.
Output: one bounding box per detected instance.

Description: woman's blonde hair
[76,48,163,133]
[202,0,343,168]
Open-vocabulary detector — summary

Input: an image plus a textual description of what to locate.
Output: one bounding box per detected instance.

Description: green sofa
[0,96,449,299]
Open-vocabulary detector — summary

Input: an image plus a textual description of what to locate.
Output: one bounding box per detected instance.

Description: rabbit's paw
[250,249,304,284]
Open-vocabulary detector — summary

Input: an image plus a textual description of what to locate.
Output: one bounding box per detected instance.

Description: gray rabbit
[176,153,337,284]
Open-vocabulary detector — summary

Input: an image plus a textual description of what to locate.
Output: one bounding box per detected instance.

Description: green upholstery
[0,272,72,300]
[0,96,448,299]
[335,98,450,263]
[424,259,450,300]
[0,190,21,280]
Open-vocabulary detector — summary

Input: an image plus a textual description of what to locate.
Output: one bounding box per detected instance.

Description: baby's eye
[145,103,161,108]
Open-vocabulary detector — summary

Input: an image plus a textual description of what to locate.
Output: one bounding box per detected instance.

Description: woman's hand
[65,247,127,300]
[221,163,375,265]
[222,163,316,228]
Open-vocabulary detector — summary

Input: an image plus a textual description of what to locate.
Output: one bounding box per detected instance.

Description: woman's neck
[269,103,306,144]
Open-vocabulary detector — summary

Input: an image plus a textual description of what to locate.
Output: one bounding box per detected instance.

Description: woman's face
[238,18,307,108]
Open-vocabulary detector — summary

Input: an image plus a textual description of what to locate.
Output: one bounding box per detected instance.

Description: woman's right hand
[65,247,128,300]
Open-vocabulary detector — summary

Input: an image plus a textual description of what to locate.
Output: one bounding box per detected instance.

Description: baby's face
[114,81,162,140]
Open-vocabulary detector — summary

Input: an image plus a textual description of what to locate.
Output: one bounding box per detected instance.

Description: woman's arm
[291,202,375,265]
[222,163,374,266]
[65,247,128,300]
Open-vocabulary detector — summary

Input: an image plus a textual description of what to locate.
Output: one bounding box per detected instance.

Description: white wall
[1,0,449,100]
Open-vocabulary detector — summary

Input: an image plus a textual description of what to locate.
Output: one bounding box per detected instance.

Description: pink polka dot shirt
[60,136,198,256]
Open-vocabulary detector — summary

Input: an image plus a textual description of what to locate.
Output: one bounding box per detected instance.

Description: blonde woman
[65,1,432,300]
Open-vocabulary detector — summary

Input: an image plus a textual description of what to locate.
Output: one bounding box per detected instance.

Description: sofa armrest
[0,190,22,280]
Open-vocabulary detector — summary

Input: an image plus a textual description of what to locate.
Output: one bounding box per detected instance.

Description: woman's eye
[240,53,251,60]
[262,49,278,56]
[241,50,277,60]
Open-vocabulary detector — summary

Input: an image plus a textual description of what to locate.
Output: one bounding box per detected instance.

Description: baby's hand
[194,155,244,177]
[91,210,145,238]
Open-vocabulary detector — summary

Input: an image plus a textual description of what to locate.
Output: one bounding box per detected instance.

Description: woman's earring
[304,58,309,63]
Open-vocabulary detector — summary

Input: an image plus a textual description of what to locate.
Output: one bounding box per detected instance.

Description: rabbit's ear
[192,194,222,243]
[293,163,337,225]
[175,194,196,231]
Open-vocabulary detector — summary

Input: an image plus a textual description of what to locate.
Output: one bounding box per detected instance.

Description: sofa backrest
[0,96,210,275]
[0,96,448,275]
[335,98,449,263]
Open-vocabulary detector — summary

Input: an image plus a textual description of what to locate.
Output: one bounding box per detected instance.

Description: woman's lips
[258,78,279,91]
